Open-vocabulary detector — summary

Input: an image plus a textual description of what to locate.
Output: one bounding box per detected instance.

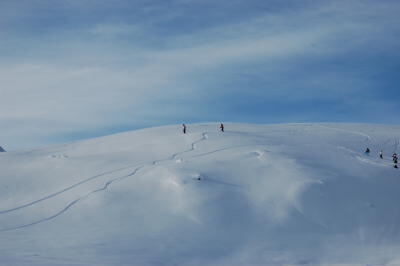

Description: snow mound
[0,146,5,152]
[0,123,400,265]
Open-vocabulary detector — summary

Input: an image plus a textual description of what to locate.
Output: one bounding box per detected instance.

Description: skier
[391,153,398,169]
[365,147,370,154]
[379,150,383,159]
[220,123,224,132]
[182,124,187,134]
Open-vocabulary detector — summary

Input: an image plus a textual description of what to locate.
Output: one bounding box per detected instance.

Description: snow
[0,123,400,265]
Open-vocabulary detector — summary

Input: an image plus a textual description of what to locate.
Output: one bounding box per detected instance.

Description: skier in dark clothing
[182,124,187,134]
[365,148,370,154]
[390,153,398,169]
[220,123,224,132]
[379,150,383,159]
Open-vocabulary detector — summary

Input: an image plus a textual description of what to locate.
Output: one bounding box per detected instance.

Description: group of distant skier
[182,123,224,134]
[365,147,398,169]
[181,124,398,169]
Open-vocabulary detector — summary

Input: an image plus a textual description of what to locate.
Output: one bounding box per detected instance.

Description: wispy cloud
[0,0,399,149]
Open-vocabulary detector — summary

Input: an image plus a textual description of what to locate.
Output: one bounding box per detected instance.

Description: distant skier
[379,150,383,159]
[182,124,187,134]
[393,153,398,163]
[394,164,398,169]
[220,123,224,132]
[365,147,370,154]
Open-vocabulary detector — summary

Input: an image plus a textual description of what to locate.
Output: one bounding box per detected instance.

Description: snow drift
[0,123,399,265]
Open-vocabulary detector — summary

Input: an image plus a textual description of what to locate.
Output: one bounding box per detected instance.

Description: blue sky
[1,0,399,150]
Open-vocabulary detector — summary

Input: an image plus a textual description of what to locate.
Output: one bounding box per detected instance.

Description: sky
[0,0,399,150]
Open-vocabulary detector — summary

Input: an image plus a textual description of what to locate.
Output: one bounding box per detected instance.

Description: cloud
[0,0,399,149]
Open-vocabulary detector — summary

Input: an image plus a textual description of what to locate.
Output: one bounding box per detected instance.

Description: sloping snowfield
[1,123,400,266]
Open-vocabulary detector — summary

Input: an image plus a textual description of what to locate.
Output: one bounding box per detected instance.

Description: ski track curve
[152,132,208,165]
[324,126,399,167]
[0,166,145,232]
[187,143,269,160]
[338,145,398,168]
[319,125,399,156]
[0,133,209,216]
[318,125,372,142]
[0,132,210,232]
[0,164,140,214]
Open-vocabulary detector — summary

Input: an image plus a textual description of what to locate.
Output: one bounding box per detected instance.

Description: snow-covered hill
[0,123,400,265]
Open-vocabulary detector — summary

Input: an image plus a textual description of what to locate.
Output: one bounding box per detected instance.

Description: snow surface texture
[0,123,400,266]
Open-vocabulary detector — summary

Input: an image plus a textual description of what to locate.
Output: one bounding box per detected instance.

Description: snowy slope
[0,123,400,265]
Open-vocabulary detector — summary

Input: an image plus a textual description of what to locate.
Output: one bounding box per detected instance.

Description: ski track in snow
[0,165,141,215]
[0,132,208,216]
[0,132,213,232]
[1,132,272,232]
[355,156,390,167]
[0,166,145,232]
[338,145,397,168]
[152,132,208,165]
[187,143,269,160]
[321,125,399,164]
[318,125,372,143]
